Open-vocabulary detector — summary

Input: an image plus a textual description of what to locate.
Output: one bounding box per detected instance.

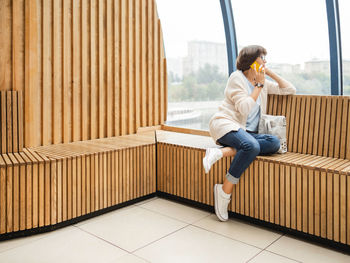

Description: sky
[156,0,350,65]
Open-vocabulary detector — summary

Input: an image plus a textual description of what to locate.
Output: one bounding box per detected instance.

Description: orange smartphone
[250,61,262,72]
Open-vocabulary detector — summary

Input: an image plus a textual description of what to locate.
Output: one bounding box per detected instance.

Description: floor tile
[267,235,350,263]
[138,198,210,224]
[248,251,300,263]
[110,254,149,263]
[194,215,282,249]
[134,225,261,263]
[134,197,159,206]
[74,205,135,227]
[0,230,52,253]
[78,206,187,252]
[0,227,127,263]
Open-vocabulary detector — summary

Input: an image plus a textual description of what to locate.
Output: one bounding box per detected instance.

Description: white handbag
[258,114,287,154]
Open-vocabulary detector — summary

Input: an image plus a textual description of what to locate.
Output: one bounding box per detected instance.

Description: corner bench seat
[157,130,350,247]
[157,93,350,249]
[0,132,156,235]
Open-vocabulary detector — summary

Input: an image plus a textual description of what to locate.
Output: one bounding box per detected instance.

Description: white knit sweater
[209,70,296,142]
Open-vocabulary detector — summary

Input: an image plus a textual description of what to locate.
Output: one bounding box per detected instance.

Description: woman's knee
[241,139,260,155]
[269,135,280,152]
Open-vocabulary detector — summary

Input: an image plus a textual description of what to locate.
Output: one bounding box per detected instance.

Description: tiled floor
[0,197,349,263]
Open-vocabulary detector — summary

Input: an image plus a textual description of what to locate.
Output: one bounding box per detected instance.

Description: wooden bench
[0,131,156,236]
[157,95,350,250]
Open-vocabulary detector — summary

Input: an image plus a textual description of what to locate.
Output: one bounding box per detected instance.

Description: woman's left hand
[254,66,265,85]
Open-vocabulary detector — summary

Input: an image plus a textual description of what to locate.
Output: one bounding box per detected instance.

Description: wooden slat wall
[0,0,167,147]
[0,136,156,234]
[157,142,350,246]
[266,95,350,160]
[0,91,23,154]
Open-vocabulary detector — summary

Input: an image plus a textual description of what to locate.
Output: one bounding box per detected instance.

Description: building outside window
[156,0,228,131]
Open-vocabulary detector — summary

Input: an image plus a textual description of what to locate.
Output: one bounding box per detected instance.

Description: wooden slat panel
[153,2,159,125]
[280,164,285,227]
[12,0,25,93]
[346,98,350,160]
[296,167,302,231]
[274,163,280,225]
[333,172,340,242]
[327,172,333,240]
[114,0,120,136]
[106,0,113,138]
[8,154,19,232]
[0,0,12,91]
[56,158,62,223]
[259,160,264,220]
[81,155,86,214]
[333,98,342,158]
[1,93,6,153]
[86,155,91,213]
[253,161,259,219]
[347,175,350,244]
[286,96,294,152]
[62,0,72,144]
[98,0,105,139]
[308,169,314,235]
[320,171,327,238]
[3,154,13,232]
[72,0,82,142]
[317,97,327,156]
[111,151,115,205]
[50,159,57,225]
[77,155,82,216]
[53,0,62,144]
[7,92,13,153]
[12,92,18,152]
[90,0,98,139]
[314,169,320,236]
[14,153,26,230]
[312,97,322,156]
[42,0,52,146]
[292,96,301,153]
[120,0,127,135]
[340,174,346,243]
[340,97,348,159]
[17,91,23,151]
[81,0,89,141]
[307,97,316,155]
[3,0,168,147]
[0,157,6,233]
[297,96,306,153]
[147,0,153,127]
[141,0,147,127]
[128,0,134,134]
[323,97,332,157]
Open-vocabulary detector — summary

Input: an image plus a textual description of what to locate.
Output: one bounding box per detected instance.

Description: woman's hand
[253,65,265,86]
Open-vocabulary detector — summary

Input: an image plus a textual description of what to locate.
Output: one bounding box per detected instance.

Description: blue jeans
[217,129,280,184]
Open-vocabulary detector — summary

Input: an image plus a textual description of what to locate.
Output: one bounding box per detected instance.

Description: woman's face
[256,55,266,67]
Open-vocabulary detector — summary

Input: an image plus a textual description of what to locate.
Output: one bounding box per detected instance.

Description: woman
[203,45,296,222]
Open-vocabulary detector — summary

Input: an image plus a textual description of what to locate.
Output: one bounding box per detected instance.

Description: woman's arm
[264,68,296,95]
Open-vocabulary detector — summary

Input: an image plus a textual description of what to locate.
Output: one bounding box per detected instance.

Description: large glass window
[231,0,330,95]
[339,0,350,95]
[156,0,228,130]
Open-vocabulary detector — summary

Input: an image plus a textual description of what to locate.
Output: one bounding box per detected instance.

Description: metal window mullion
[326,0,343,95]
[220,0,238,76]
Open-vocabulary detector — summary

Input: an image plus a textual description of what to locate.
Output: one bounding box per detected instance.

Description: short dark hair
[236,45,267,71]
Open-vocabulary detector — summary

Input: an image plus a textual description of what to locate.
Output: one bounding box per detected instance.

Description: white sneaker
[214,184,231,222]
[203,148,223,173]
